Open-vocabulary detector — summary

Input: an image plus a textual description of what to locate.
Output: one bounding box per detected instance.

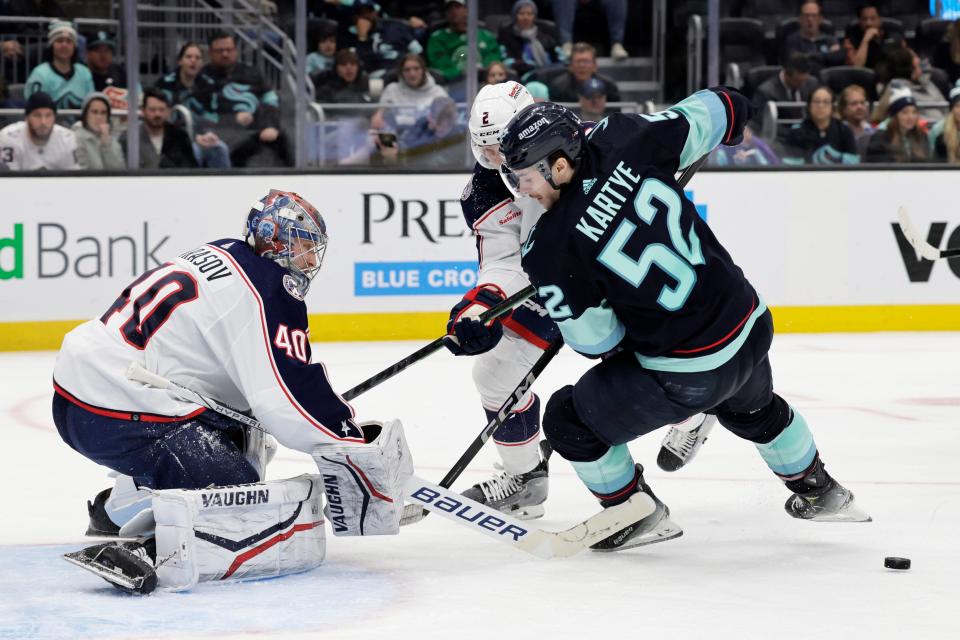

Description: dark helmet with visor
[499,102,583,196]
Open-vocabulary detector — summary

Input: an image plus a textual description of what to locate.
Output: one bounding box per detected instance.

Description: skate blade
[591,517,684,553]
[807,504,873,523]
[510,503,545,521]
[63,550,141,591]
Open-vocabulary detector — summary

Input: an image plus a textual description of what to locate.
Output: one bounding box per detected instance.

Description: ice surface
[1,333,958,639]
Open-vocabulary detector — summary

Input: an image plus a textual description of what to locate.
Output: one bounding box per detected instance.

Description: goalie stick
[897,206,960,260]
[342,284,536,401]
[125,364,648,558]
[400,152,711,527]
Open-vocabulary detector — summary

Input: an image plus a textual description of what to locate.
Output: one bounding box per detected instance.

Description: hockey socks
[489,395,542,475]
[754,408,818,482]
[569,444,639,506]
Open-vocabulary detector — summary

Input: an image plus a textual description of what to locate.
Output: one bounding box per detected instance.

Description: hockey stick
[341,284,536,401]
[400,152,711,526]
[126,363,265,432]
[897,206,960,260]
[124,363,652,558]
[399,338,563,526]
[404,474,656,558]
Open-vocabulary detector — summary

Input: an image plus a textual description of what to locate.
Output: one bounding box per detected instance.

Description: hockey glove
[708,86,755,146]
[445,285,506,356]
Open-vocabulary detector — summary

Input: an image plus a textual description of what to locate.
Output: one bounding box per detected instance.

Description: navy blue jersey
[521,88,764,372]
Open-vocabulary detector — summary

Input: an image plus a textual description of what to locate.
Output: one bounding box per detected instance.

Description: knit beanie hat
[512,0,538,17]
[47,20,78,45]
[887,85,916,116]
[950,81,960,108]
[25,91,56,116]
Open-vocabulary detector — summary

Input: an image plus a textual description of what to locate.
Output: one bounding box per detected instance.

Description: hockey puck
[884,557,911,570]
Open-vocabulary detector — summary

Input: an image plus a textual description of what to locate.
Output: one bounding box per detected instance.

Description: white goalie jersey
[53,238,365,454]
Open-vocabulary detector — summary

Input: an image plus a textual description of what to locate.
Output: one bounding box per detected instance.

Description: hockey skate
[461,440,552,520]
[591,464,683,552]
[63,539,157,594]
[784,457,872,523]
[86,488,121,537]
[657,414,716,472]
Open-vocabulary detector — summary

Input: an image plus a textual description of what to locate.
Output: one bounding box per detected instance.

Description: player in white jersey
[55,190,413,593]
[0,92,78,170]
[445,84,715,520]
[443,82,556,520]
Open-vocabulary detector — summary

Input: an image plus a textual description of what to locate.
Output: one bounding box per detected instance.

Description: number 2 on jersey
[100,263,199,349]
[597,178,704,311]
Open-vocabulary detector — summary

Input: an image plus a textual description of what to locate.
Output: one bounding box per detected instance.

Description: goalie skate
[461,441,552,520]
[591,465,683,552]
[63,540,157,594]
[657,414,716,472]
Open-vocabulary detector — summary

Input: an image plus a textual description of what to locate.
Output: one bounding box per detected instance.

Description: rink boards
[0,169,958,350]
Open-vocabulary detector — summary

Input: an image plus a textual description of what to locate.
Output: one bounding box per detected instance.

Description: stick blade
[897,206,942,261]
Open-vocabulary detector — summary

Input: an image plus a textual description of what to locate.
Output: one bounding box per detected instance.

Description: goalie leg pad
[313,419,414,537]
[151,474,325,591]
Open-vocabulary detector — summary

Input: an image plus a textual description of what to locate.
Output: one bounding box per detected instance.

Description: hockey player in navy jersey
[448,81,713,518]
[493,89,870,551]
[54,190,413,592]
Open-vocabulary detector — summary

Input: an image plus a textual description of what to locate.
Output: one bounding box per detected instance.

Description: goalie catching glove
[445,284,506,356]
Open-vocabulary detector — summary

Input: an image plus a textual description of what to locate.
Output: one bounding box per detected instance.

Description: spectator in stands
[932,19,960,84]
[781,1,843,71]
[780,85,859,164]
[864,86,929,163]
[547,42,620,103]
[121,88,197,169]
[155,42,230,169]
[877,48,947,121]
[751,53,818,131]
[396,94,466,168]
[485,61,510,85]
[843,3,903,71]
[526,80,550,102]
[306,21,338,76]
[71,92,123,170]
[498,0,565,78]
[313,49,372,104]
[204,32,287,167]
[576,76,611,121]
[84,31,125,92]
[0,91,78,170]
[551,0,629,60]
[24,21,94,111]
[341,0,424,78]
[371,53,448,130]
[427,1,502,87]
[837,84,874,141]
[1,0,68,83]
[709,126,780,166]
[931,82,960,162]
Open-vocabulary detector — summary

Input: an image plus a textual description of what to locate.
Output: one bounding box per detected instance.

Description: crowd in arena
[0,0,959,170]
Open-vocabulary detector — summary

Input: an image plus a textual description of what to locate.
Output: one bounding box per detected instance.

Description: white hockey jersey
[0,121,79,170]
[53,239,364,454]
[459,164,558,347]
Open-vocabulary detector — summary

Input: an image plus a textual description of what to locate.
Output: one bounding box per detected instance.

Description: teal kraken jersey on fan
[25,62,95,110]
[521,88,763,373]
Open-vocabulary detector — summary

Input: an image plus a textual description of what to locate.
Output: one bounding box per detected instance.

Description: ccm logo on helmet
[518,117,549,140]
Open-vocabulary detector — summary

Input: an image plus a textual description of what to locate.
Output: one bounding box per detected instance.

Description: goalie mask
[469,81,534,170]
[245,190,328,297]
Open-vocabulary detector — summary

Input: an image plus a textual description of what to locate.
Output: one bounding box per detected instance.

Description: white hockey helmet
[469,81,535,169]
